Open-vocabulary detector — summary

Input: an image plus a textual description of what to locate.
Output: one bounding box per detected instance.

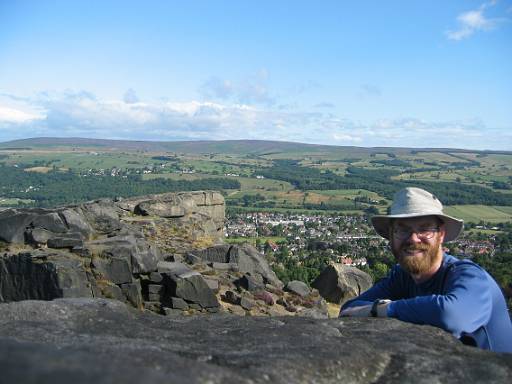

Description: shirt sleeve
[387,263,492,337]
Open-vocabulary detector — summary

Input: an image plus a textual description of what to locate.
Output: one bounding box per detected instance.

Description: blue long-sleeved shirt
[340,254,512,353]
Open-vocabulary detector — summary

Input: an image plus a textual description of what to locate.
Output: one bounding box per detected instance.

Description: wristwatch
[371,299,390,317]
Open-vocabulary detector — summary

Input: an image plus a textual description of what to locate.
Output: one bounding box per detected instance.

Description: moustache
[401,244,430,253]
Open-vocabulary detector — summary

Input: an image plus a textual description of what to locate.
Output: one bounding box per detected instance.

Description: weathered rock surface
[285,280,311,297]
[0,250,93,301]
[0,298,510,384]
[189,244,283,288]
[0,191,331,317]
[156,261,219,309]
[312,263,373,304]
[0,191,226,314]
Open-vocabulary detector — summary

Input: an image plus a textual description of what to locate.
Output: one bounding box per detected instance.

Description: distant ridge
[0,137,510,156]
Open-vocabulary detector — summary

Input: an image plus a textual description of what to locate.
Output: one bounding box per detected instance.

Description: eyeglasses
[392,226,440,240]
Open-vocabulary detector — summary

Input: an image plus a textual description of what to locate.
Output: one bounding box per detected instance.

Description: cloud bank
[0,91,509,150]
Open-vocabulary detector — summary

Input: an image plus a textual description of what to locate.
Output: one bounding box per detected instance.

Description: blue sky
[0,0,511,150]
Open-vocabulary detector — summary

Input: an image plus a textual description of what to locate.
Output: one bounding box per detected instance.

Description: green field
[444,205,512,223]
[1,150,159,171]
[0,140,510,217]
[0,197,34,206]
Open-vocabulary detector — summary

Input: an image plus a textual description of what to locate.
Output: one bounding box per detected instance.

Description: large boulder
[80,201,123,234]
[157,261,219,309]
[311,264,372,304]
[0,208,92,246]
[0,250,93,301]
[0,298,510,384]
[189,244,283,289]
[285,280,311,298]
[86,234,161,274]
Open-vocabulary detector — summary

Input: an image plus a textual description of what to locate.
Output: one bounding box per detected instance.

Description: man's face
[390,216,445,276]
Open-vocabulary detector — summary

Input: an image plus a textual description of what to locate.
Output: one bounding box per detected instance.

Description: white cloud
[0,105,45,123]
[446,1,505,41]
[0,90,509,150]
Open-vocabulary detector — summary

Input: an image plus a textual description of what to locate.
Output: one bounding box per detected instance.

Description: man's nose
[406,231,422,242]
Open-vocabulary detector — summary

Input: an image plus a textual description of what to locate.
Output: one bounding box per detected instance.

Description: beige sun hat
[371,187,464,242]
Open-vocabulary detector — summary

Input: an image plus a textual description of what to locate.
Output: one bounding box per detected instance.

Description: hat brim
[371,213,464,242]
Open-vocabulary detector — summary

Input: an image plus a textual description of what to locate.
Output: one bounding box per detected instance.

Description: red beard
[392,236,442,276]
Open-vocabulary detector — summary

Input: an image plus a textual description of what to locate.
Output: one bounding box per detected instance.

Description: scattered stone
[235,273,265,292]
[254,291,274,306]
[311,264,372,304]
[160,262,219,309]
[189,244,283,289]
[285,280,311,298]
[265,284,284,295]
[240,297,255,311]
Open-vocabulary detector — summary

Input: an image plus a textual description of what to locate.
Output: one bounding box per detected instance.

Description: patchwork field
[0,139,510,220]
[444,205,512,223]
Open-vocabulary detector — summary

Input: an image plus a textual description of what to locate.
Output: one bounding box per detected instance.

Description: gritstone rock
[0,298,510,384]
[158,262,219,309]
[189,244,283,289]
[312,263,372,304]
[0,191,224,314]
[285,280,311,298]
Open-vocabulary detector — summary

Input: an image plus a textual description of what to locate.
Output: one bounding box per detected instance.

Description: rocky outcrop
[0,191,227,314]
[0,298,510,384]
[312,263,373,304]
[0,191,324,317]
[0,191,334,317]
[119,191,225,255]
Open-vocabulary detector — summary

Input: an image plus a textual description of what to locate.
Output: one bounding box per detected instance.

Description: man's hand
[339,304,372,317]
[339,301,391,318]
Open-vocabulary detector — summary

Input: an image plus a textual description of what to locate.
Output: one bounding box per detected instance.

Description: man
[339,187,512,353]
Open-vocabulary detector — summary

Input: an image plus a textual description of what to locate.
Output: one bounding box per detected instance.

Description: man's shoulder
[444,254,482,270]
[443,254,490,280]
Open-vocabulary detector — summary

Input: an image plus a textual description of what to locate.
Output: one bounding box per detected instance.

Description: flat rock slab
[0,299,511,384]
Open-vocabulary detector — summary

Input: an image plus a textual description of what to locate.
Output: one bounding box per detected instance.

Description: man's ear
[438,222,446,243]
